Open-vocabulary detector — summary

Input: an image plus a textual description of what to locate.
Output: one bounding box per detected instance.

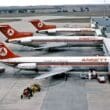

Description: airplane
[29,19,100,36]
[0,24,103,50]
[7,36,104,50]
[0,41,109,80]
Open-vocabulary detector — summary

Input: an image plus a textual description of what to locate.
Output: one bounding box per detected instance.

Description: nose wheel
[64,73,70,81]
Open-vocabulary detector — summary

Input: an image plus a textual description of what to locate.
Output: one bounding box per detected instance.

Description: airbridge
[103,38,110,56]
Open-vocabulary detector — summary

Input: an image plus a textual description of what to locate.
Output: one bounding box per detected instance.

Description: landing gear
[48,48,55,52]
[35,68,39,73]
[64,73,69,81]
[36,31,39,33]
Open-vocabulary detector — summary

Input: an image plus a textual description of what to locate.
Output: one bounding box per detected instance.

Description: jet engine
[20,39,32,43]
[46,30,56,34]
[16,63,37,70]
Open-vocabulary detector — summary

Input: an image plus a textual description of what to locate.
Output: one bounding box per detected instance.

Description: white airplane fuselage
[38,28,97,36]
[1,56,109,68]
[39,28,95,32]
[8,36,103,47]
[0,41,108,79]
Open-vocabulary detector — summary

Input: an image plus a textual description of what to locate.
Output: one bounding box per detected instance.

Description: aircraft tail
[0,42,19,60]
[0,25,33,40]
[30,19,56,31]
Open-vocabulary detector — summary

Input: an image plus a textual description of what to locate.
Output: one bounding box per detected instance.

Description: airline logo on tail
[0,42,19,59]
[7,28,14,36]
[0,25,33,40]
[30,19,56,31]
[37,20,43,28]
[0,47,7,56]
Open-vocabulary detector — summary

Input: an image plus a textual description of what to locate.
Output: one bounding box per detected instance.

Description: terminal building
[0,5,110,15]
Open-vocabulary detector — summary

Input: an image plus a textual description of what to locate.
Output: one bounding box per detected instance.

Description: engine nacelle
[47,30,56,34]
[20,39,32,43]
[16,63,37,70]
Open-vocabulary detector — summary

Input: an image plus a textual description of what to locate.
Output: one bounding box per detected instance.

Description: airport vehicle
[0,42,109,80]
[29,19,99,35]
[21,84,40,99]
[97,75,106,83]
[30,84,41,93]
[21,87,33,99]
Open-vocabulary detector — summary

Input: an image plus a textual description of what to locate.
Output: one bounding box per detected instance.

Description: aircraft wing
[35,42,66,50]
[34,66,73,80]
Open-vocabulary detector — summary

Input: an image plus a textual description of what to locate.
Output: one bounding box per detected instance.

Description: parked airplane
[0,25,103,50]
[29,19,97,35]
[7,36,103,50]
[0,42,108,80]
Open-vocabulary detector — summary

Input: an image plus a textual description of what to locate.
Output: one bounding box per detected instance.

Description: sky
[0,0,110,6]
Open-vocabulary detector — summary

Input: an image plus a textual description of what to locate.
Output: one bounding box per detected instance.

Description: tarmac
[0,69,109,110]
[0,15,109,110]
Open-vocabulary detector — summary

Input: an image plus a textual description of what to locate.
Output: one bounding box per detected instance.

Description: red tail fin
[30,19,56,31]
[0,25,33,40]
[0,42,19,59]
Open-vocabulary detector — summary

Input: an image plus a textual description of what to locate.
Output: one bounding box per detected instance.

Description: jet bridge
[103,38,110,56]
